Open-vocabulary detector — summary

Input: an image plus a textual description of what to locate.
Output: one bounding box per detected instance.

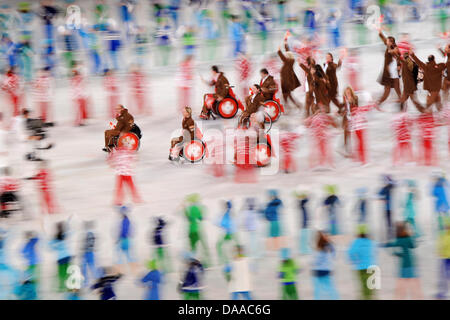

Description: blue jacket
[312,245,335,271]
[432,178,449,213]
[264,199,283,222]
[21,238,39,266]
[347,238,377,270]
[49,239,70,261]
[229,22,245,42]
[119,216,131,239]
[141,270,162,300]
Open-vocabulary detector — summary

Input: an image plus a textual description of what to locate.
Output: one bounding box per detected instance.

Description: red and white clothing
[1,73,21,117]
[305,112,335,167]
[29,168,57,214]
[397,40,414,56]
[279,131,300,172]
[104,74,120,118]
[107,148,141,205]
[392,112,414,165]
[32,75,52,122]
[0,176,19,193]
[416,112,436,166]
[130,71,148,115]
[71,73,89,125]
[236,55,252,98]
[177,59,194,111]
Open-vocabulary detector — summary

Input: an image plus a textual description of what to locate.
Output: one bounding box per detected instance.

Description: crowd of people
[0,0,448,301]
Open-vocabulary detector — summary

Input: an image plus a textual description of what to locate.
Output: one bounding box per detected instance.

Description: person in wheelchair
[259,68,278,101]
[169,106,198,161]
[199,66,230,120]
[103,104,135,152]
[0,167,20,218]
[238,84,265,127]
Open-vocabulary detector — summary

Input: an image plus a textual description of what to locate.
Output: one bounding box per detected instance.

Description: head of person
[396,222,410,238]
[55,222,66,241]
[357,224,368,238]
[316,231,332,251]
[115,104,125,116]
[387,36,396,47]
[22,108,30,119]
[245,197,255,210]
[428,55,435,63]
[182,106,192,119]
[314,64,325,78]
[306,56,315,67]
[260,68,269,79]
[211,65,220,76]
[224,200,232,211]
[344,86,357,104]
[326,52,333,63]
[119,205,129,217]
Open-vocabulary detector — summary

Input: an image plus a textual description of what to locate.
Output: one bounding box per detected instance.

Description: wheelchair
[205,86,244,119]
[235,115,273,167]
[170,127,207,163]
[263,91,285,123]
[0,192,21,218]
[109,123,142,151]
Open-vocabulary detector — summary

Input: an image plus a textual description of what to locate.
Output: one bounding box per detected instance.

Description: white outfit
[228,257,252,293]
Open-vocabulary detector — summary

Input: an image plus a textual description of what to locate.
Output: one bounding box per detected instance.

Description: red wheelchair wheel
[182,140,206,163]
[118,133,140,151]
[264,100,281,122]
[252,143,271,167]
[217,98,238,119]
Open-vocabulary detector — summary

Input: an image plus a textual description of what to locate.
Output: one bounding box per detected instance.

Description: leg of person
[287,92,302,110]
[355,129,365,164]
[386,209,392,239]
[443,79,449,104]
[40,102,47,123]
[81,253,89,287]
[124,175,142,203]
[377,85,391,106]
[323,274,339,300]
[410,93,424,113]
[393,79,402,102]
[114,175,125,206]
[423,138,432,166]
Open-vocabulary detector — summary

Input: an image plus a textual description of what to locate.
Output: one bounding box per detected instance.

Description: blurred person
[178,253,204,300]
[133,26,149,68]
[378,174,396,239]
[183,194,210,266]
[278,40,302,112]
[216,200,239,266]
[1,67,22,117]
[409,49,446,112]
[152,217,171,273]
[155,18,173,67]
[178,55,194,113]
[105,24,122,71]
[347,224,378,300]
[240,197,260,264]
[279,247,299,300]
[381,222,423,299]
[38,0,59,47]
[169,106,198,161]
[104,104,134,152]
[324,52,344,113]
[104,69,121,119]
[342,87,380,164]
[323,185,341,236]
[21,231,40,289]
[49,222,71,292]
[70,69,89,126]
[15,272,38,300]
[392,110,414,166]
[225,245,252,300]
[294,189,312,255]
[279,120,300,173]
[259,68,278,101]
[402,180,421,237]
[345,48,361,92]
[59,26,78,74]
[200,66,230,120]
[436,218,450,299]
[438,43,449,104]
[416,109,437,166]
[180,25,197,58]
[354,187,369,224]
[229,15,246,58]
[326,9,343,49]
[116,206,136,271]
[199,9,219,61]
[79,25,103,76]
[262,189,283,251]
[298,56,315,117]
[15,40,33,82]
[303,6,317,39]
[304,103,338,168]
[431,173,449,232]
[31,67,53,124]
[26,160,58,215]
[118,0,136,40]
[80,221,99,288]
[140,259,162,300]
[236,52,252,100]
[397,50,423,112]
[238,84,264,127]
[376,28,401,109]
[92,266,122,300]
[311,231,339,300]
[0,167,21,217]
[129,65,149,115]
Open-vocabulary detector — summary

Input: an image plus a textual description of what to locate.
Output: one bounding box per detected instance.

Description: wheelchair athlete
[199,66,230,120]
[0,167,21,218]
[169,106,198,161]
[103,104,135,152]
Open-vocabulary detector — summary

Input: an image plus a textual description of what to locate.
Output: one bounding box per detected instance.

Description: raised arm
[277,48,287,62]
[378,31,387,45]
[409,52,426,70]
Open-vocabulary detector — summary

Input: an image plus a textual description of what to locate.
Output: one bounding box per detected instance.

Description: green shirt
[185,204,203,234]
[279,259,299,283]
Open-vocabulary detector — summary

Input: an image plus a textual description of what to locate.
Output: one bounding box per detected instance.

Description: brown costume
[260,75,278,101]
[104,108,134,147]
[313,75,331,112]
[201,72,230,115]
[171,116,196,147]
[278,46,300,94]
[239,92,265,126]
[398,55,423,112]
[438,48,449,103]
[300,62,315,117]
[410,52,446,111]
[377,32,401,108]
[325,59,343,110]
